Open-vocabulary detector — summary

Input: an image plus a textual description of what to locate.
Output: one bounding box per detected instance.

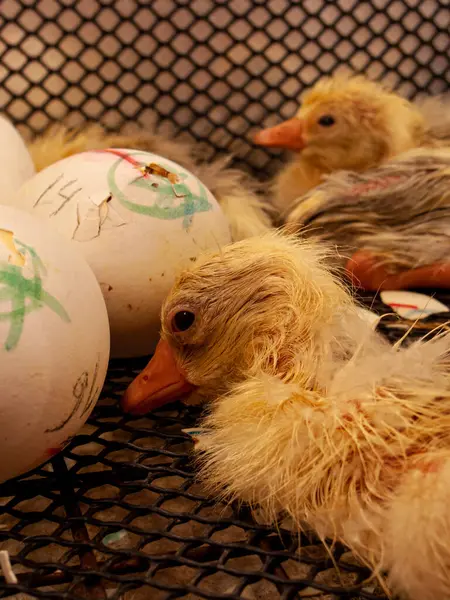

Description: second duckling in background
[253,71,450,215]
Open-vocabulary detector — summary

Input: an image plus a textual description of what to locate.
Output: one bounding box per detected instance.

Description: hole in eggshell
[0,229,26,267]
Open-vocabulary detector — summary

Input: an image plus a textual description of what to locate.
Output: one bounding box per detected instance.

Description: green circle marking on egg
[0,231,70,351]
[104,149,212,230]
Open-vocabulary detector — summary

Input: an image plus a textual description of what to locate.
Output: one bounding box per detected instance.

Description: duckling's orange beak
[121,339,195,415]
[253,118,305,151]
[346,251,450,291]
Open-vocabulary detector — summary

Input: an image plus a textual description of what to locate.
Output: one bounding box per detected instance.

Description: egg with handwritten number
[0,116,35,197]
[0,205,109,484]
[13,149,231,357]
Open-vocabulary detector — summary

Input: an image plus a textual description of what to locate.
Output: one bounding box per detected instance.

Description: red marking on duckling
[411,455,445,474]
[338,399,371,430]
[348,175,405,196]
[417,460,444,474]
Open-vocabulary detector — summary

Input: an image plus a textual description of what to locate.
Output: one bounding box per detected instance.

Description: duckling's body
[254,73,450,215]
[199,338,450,600]
[28,124,273,241]
[123,233,450,599]
[284,147,450,288]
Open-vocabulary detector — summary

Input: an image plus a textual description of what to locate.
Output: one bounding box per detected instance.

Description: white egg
[13,149,232,357]
[0,116,35,197]
[0,205,110,483]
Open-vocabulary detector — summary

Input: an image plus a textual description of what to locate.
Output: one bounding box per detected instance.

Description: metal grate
[1,293,450,600]
[0,0,449,176]
[0,1,449,598]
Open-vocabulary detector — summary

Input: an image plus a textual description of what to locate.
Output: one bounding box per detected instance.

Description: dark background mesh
[1,0,449,175]
[0,1,449,598]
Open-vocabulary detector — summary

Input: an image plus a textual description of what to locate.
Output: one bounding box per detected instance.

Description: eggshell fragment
[380,290,449,320]
[0,205,110,483]
[13,149,232,357]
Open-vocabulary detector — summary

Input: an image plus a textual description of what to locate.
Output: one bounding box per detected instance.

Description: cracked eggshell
[13,149,232,357]
[0,205,110,484]
[0,116,35,197]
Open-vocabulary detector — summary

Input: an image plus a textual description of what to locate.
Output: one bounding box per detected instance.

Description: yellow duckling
[28,123,273,242]
[123,232,450,600]
[253,72,450,215]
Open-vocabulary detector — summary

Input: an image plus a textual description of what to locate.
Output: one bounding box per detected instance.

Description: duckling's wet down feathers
[123,232,450,599]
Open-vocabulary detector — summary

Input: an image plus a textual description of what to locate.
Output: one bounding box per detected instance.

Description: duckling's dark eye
[318,115,335,127]
[172,310,195,332]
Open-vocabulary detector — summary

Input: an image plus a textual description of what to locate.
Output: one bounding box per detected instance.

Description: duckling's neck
[272,155,324,214]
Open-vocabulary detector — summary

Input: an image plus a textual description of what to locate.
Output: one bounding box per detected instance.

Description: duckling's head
[122,233,354,415]
[254,73,425,172]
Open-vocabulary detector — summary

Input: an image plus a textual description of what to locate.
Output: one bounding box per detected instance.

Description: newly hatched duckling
[253,72,450,214]
[123,233,450,600]
[28,123,273,242]
[285,147,450,290]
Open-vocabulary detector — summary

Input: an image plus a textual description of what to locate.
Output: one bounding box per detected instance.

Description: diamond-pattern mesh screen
[0,1,449,599]
[0,0,449,175]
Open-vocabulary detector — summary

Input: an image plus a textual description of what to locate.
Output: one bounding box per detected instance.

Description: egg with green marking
[0,204,109,484]
[12,149,232,358]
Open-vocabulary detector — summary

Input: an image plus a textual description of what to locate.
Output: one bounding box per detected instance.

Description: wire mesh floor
[1,291,450,600]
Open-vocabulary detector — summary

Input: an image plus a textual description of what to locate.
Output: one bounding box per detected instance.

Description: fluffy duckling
[284,147,450,290]
[253,72,450,214]
[123,232,450,600]
[28,123,273,242]
[122,232,370,411]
